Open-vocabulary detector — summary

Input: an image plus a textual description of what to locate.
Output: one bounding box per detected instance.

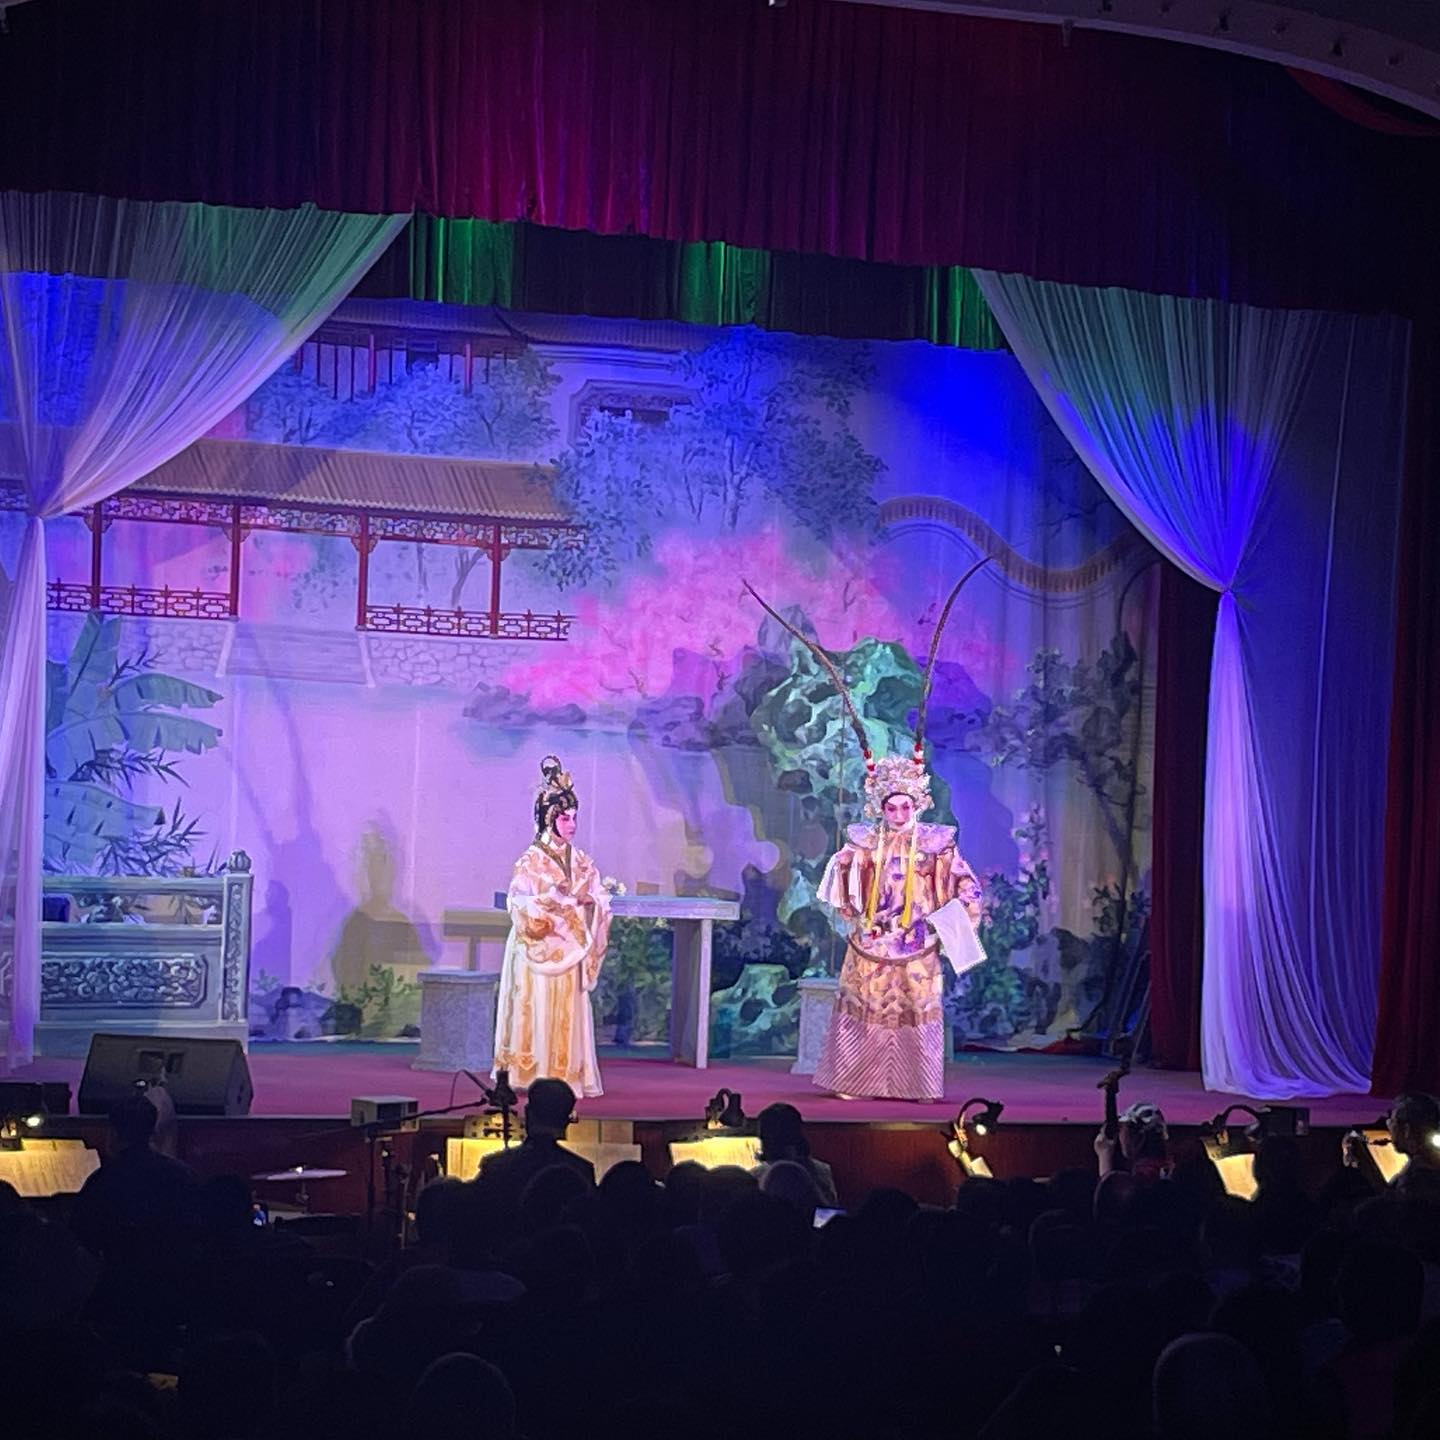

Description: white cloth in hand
[927,898,987,976]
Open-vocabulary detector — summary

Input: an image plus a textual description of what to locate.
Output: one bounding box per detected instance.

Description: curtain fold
[1149,562,1217,1070]
[975,271,1407,1096]
[1373,322,1440,1096]
[0,192,405,1068]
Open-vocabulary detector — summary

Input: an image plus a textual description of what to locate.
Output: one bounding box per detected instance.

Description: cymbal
[251,1167,348,1182]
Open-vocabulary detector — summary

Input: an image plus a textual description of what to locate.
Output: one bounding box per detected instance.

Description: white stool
[412,970,499,1073]
[790,975,838,1075]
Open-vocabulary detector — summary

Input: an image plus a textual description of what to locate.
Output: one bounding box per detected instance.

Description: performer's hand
[1093,1128,1118,1161]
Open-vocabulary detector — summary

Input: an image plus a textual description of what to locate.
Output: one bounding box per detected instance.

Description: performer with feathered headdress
[745,563,989,1102]
[492,755,612,1097]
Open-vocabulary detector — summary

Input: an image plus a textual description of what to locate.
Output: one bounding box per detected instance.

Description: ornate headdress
[742,556,989,816]
[862,753,932,819]
[533,754,578,839]
[744,559,988,929]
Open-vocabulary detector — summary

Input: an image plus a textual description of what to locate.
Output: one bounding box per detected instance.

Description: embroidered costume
[745,563,989,1101]
[813,760,983,1101]
[492,756,612,1097]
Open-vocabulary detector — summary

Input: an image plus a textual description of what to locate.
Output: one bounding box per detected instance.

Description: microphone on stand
[462,1068,519,1144]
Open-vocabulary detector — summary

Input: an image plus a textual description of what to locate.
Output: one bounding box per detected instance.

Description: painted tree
[957,634,1146,878]
[245,370,359,447]
[543,409,671,591]
[501,525,903,709]
[957,625,1150,1036]
[346,366,473,456]
[454,348,562,457]
[345,355,559,460]
[542,329,883,588]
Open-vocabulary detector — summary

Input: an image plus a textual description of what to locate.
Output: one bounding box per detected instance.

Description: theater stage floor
[14,1043,1381,1127]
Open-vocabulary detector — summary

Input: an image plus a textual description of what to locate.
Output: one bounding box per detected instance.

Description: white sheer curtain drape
[974,272,1406,1097]
[0,192,405,1067]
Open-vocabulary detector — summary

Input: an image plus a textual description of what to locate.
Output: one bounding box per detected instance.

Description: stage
[15,1043,1381,1127]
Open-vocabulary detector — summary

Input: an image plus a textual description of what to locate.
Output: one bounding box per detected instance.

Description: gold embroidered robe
[492,841,612,1098]
[813,821,982,1101]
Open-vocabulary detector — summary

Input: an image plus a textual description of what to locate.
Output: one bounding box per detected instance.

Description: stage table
[437,895,740,1069]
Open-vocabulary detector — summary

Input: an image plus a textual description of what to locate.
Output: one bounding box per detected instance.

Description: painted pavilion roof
[129,438,566,522]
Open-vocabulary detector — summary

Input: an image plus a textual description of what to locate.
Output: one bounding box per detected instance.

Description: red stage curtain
[1,0,1435,313]
[1373,321,1440,1097]
[1286,70,1440,139]
[1148,563,1218,1070]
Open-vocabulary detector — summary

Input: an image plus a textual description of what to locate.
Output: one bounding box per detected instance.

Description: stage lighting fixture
[705,1087,746,1131]
[668,1089,756,1169]
[947,1097,1003,1179]
[0,1082,48,1150]
[954,1096,1005,1137]
[1198,1107,1263,1197]
[1202,1103,1310,1143]
[1200,1104,1261,1141]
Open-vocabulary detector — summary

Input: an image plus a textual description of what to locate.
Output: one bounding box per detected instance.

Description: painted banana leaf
[45,780,164,865]
[43,610,224,873]
[106,672,222,712]
[45,712,130,780]
[117,710,222,756]
[46,711,223,779]
[45,659,69,735]
[63,612,121,719]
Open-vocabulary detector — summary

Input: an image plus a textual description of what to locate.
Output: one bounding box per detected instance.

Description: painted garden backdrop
[0,302,1158,1055]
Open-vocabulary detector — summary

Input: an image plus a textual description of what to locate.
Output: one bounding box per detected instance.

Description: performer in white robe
[493,756,612,1098]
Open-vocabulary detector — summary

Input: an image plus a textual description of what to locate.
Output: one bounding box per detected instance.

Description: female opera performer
[492,755,612,1098]
[745,563,988,1102]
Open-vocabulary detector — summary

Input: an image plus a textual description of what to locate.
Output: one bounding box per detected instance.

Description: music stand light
[0,1083,48,1151]
[668,1088,759,1169]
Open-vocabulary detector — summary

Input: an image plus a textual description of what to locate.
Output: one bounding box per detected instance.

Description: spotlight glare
[23,1113,42,1129]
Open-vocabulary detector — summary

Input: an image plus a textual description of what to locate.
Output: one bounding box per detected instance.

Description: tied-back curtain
[0,192,405,1068]
[975,272,1406,1097]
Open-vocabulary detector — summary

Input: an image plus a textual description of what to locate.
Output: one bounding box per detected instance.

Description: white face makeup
[882,793,916,830]
[552,808,578,843]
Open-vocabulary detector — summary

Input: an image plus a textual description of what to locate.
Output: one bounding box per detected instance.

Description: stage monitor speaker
[78,1034,253,1117]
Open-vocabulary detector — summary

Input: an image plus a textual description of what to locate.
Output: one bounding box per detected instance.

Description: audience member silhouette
[70,1090,195,1259]
[753,1101,839,1206]
[479,1078,593,1216]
